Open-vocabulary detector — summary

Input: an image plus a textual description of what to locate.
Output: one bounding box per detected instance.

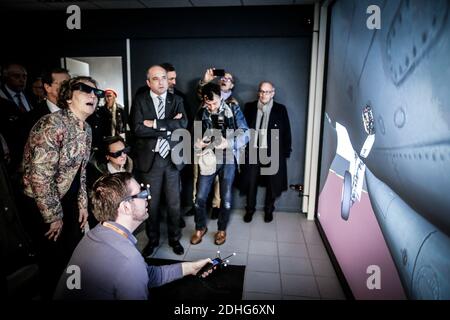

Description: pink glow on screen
[318,171,406,299]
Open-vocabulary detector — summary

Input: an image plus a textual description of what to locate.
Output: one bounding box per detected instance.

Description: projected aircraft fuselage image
[317,0,450,299]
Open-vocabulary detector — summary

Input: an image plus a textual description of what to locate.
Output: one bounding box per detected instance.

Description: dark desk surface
[147,258,245,301]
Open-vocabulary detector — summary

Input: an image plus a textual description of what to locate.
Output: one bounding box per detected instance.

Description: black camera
[211,114,225,130]
[203,114,225,148]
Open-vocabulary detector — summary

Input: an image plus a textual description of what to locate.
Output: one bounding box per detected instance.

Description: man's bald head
[3,63,27,92]
[146,65,168,95]
[258,81,275,105]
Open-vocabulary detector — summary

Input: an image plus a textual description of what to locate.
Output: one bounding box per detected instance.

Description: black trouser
[245,163,276,214]
[24,170,83,299]
[180,163,194,209]
[139,155,182,246]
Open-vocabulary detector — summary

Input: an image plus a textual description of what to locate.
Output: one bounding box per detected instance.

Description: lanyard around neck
[102,222,128,239]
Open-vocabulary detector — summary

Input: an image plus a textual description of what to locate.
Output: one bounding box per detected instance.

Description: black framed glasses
[220,77,233,83]
[72,82,105,98]
[123,184,151,202]
[108,146,131,158]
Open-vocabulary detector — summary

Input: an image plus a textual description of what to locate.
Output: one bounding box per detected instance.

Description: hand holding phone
[203,137,212,144]
[195,138,211,150]
[213,69,225,77]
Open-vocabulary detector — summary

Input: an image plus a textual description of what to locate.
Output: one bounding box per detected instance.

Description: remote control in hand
[197,258,221,277]
[197,252,236,278]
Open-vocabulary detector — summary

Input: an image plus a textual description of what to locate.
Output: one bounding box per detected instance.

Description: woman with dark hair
[22,75,104,299]
[87,136,133,195]
[86,136,133,228]
[88,136,133,178]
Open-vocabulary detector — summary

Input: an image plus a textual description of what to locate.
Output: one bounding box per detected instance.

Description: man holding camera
[190,83,248,246]
[192,69,239,220]
[198,68,239,106]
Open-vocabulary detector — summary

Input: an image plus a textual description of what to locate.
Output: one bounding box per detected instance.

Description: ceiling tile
[1,0,38,3]
[140,0,193,8]
[191,0,242,7]
[243,0,293,6]
[0,0,50,10]
[0,0,315,11]
[95,1,146,9]
[45,2,101,10]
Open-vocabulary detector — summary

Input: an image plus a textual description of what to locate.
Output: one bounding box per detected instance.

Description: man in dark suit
[87,88,127,153]
[130,65,188,256]
[0,97,29,173]
[160,63,188,107]
[160,62,197,228]
[240,81,292,223]
[27,68,70,128]
[0,63,33,113]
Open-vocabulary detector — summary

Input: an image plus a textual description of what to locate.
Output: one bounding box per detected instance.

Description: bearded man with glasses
[54,172,211,300]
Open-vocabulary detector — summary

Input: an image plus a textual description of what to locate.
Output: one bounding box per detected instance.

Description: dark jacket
[129,91,188,173]
[26,100,51,131]
[87,104,127,151]
[86,155,133,190]
[195,101,249,163]
[0,84,33,112]
[0,97,30,171]
[240,100,292,198]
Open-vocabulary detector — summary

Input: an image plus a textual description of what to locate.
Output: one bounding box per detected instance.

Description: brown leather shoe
[190,228,208,245]
[214,231,227,245]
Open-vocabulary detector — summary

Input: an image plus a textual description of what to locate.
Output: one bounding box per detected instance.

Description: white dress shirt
[46,99,60,113]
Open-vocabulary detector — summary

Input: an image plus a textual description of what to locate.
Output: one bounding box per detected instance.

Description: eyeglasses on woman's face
[108,146,131,158]
[72,82,105,99]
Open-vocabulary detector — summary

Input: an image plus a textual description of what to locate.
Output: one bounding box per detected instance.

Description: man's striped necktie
[157,96,169,158]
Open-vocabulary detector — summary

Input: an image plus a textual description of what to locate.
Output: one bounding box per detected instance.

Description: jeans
[194,163,235,231]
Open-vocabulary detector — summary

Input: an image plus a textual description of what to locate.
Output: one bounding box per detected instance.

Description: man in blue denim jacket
[191,83,249,246]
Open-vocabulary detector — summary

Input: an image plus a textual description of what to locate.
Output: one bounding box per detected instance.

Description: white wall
[71,56,124,106]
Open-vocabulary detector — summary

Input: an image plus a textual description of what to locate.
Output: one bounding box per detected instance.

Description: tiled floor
[136,209,346,300]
